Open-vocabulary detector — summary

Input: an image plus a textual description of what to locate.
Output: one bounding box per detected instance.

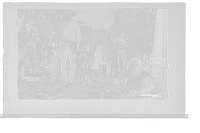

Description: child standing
[77,51,90,83]
[27,44,36,74]
[48,47,59,81]
[115,57,154,99]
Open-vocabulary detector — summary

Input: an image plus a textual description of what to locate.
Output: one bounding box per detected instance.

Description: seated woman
[123,56,154,98]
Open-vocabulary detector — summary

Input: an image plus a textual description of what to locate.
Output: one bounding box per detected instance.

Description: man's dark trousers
[59,42,76,81]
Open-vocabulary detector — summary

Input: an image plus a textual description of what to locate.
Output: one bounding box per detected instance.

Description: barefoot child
[77,51,90,83]
[116,57,154,99]
[48,47,59,81]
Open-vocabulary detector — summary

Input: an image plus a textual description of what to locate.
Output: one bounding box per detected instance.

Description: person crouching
[48,47,59,81]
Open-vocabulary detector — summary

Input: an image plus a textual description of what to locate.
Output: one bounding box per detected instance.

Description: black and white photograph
[4,3,185,117]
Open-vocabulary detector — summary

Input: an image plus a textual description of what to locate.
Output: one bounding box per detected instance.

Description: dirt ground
[18,66,165,99]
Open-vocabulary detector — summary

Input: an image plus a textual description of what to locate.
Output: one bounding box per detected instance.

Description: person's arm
[86,32,95,46]
[122,77,128,91]
[74,21,81,48]
[119,34,129,49]
[32,23,37,35]
[49,57,58,68]
[54,22,61,46]
[122,71,129,91]
[140,76,154,93]
[46,24,51,40]
[145,77,154,90]
[85,63,88,73]
[119,44,129,49]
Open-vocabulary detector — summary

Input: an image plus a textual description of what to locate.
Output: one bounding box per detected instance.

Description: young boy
[48,47,59,81]
[77,51,90,84]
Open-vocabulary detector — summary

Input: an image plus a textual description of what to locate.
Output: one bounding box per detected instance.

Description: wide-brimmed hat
[48,47,58,55]
[59,9,77,19]
[18,13,25,20]
[36,13,48,21]
[77,51,90,60]
[25,19,35,25]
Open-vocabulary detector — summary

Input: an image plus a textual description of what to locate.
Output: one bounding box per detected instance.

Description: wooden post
[149,8,167,89]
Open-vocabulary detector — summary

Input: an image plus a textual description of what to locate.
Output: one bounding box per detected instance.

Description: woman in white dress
[110,24,128,85]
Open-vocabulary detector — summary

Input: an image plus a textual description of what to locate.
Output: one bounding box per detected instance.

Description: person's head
[27,45,34,51]
[26,24,33,36]
[129,56,143,77]
[36,12,48,22]
[92,30,98,36]
[116,23,124,35]
[117,25,124,35]
[25,19,35,36]
[99,30,107,37]
[62,14,73,21]
[118,32,128,46]
[79,54,87,62]
[59,9,77,21]
[36,14,46,23]
[16,13,25,27]
[50,49,57,56]
[16,19,24,27]
[26,24,33,30]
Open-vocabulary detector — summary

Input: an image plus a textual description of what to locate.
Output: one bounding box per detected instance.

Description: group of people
[18,9,81,81]
[17,9,153,99]
[18,10,57,76]
[105,31,155,97]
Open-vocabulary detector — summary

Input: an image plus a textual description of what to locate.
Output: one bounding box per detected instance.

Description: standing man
[56,9,81,82]
[33,13,50,71]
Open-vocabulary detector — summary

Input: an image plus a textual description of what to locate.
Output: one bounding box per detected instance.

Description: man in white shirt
[56,9,81,82]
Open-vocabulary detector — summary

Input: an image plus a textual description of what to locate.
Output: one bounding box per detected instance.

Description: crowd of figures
[17,8,166,99]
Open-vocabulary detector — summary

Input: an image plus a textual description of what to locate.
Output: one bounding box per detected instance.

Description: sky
[73,9,115,30]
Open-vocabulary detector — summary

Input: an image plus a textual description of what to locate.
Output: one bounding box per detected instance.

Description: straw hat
[59,9,77,17]
[36,13,48,21]
[47,47,58,55]
[18,13,25,20]
[77,51,90,60]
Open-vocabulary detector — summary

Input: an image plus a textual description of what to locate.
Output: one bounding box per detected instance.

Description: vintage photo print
[3,3,185,117]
